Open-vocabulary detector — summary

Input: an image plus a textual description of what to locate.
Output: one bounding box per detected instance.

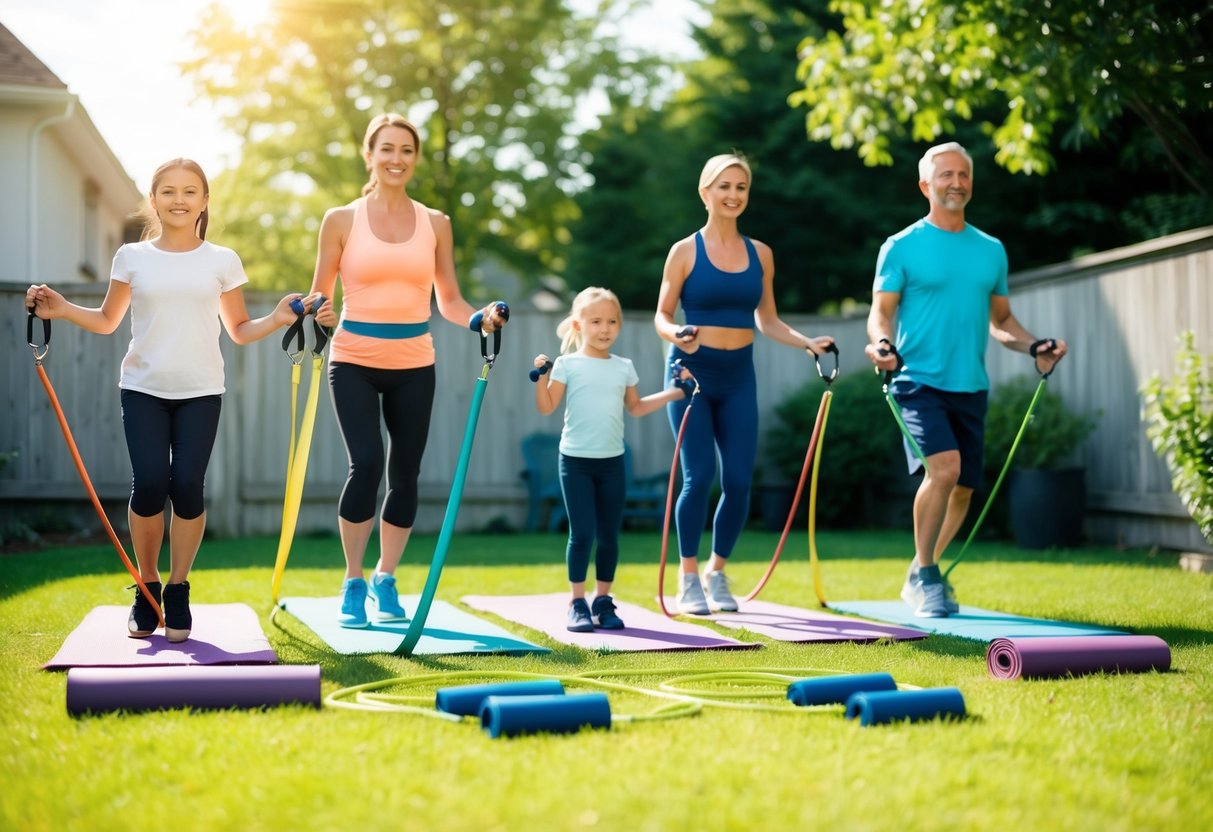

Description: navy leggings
[329,362,435,527]
[120,390,222,519]
[666,344,758,560]
[559,452,625,584]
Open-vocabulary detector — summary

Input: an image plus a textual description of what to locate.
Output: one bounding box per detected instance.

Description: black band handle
[27,310,51,361]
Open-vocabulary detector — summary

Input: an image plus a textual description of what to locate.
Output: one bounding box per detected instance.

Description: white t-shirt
[551,353,639,458]
[110,240,249,398]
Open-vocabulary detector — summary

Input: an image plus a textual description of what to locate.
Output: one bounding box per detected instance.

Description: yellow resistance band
[271,351,324,604]
[808,389,834,606]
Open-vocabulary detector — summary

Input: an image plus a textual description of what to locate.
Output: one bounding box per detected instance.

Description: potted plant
[984,375,1099,549]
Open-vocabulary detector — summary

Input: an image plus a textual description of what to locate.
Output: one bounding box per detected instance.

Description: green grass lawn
[2,529,1210,831]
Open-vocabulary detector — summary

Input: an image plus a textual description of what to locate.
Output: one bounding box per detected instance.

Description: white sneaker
[901,574,949,618]
[702,570,739,612]
[906,561,960,614]
[676,573,710,615]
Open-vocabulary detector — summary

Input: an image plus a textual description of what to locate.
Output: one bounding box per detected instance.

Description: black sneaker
[127,581,162,638]
[163,581,192,643]
[590,595,625,630]
[566,598,593,632]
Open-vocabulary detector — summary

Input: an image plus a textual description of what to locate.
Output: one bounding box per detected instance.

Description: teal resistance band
[341,319,430,338]
[877,342,1054,578]
[396,315,504,656]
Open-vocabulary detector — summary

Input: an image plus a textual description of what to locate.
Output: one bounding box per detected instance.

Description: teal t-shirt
[550,353,639,458]
[873,219,1009,392]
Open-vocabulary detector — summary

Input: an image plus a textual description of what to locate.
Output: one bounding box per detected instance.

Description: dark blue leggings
[559,452,625,584]
[120,390,222,519]
[666,344,758,560]
[329,362,435,527]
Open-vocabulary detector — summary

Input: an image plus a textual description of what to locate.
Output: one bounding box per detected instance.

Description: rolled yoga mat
[480,693,611,739]
[986,635,1172,680]
[787,672,898,707]
[66,665,321,715]
[844,687,965,726]
[436,680,565,716]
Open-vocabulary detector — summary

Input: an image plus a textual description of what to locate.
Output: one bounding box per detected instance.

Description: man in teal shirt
[866,141,1068,617]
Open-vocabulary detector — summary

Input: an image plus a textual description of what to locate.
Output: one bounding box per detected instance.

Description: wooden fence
[1,225,1209,552]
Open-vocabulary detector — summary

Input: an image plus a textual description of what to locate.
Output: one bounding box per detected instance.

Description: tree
[790,0,1213,193]
[183,0,661,290]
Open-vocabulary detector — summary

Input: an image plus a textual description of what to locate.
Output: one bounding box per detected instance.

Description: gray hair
[918,142,973,183]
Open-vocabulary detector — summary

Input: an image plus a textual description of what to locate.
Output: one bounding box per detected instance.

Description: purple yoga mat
[658,598,929,643]
[986,635,1171,680]
[65,665,322,714]
[44,604,278,669]
[460,594,759,652]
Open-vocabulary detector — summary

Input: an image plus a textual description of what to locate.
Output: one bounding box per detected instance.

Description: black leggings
[120,390,222,519]
[329,362,436,527]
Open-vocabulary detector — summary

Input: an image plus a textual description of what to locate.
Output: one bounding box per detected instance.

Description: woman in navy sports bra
[655,153,835,615]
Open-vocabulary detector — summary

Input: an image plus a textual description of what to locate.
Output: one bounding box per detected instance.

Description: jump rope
[25,311,165,627]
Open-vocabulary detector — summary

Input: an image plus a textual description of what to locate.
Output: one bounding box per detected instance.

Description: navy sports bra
[680,232,764,329]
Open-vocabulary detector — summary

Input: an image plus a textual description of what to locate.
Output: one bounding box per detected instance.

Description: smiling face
[920,150,972,213]
[150,167,208,235]
[365,124,419,189]
[699,164,750,218]
[574,298,622,356]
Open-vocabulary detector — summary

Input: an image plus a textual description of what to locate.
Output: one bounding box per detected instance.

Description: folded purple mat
[65,665,321,714]
[44,604,278,669]
[460,594,759,652]
[658,598,928,643]
[986,635,1171,680]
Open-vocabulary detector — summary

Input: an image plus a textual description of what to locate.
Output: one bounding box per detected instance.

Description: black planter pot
[1008,467,1087,549]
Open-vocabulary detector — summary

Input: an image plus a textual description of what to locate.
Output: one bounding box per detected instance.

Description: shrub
[984,375,1099,471]
[1141,331,1213,546]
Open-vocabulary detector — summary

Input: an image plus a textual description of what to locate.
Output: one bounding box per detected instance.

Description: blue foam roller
[786,672,897,706]
[480,693,611,738]
[844,687,966,726]
[436,680,565,716]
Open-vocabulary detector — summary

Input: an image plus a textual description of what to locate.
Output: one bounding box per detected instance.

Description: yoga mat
[437,680,565,716]
[787,672,898,707]
[659,598,928,643]
[844,687,966,726]
[460,594,759,652]
[986,635,1171,680]
[66,665,321,715]
[481,693,611,738]
[44,604,277,669]
[278,595,549,656]
[826,600,1125,642]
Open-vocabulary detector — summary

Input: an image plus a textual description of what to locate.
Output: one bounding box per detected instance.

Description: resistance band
[270,297,329,605]
[26,312,164,627]
[874,341,1058,579]
[396,304,508,656]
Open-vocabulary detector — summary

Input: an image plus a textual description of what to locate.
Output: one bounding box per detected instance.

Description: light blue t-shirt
[873,219,1009,392]
[550,353,639,458]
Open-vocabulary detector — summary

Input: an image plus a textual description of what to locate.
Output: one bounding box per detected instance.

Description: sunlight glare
[210,0,274,31]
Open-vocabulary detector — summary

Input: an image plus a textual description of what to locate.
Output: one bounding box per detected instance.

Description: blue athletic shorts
[891,381,988,489]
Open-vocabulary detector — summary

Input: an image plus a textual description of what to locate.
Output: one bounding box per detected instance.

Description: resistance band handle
[281,295,330,362]
[670,358,699,398]
[675,325,698,341]
[478,301,509,365]
[1029,337,1059,379]
[876,338,904,388]
[27,310,51,361]
[812,343,839,385]
[529,360,553,382]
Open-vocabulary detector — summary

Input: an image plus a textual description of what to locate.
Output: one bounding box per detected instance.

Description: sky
[3,0,705,192]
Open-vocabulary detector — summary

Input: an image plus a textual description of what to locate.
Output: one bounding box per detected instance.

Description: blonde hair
[918,141,973,183]
[136,158,210,241]
[698,153,752,191]
[556,287,622,354]
[362,113,423,195]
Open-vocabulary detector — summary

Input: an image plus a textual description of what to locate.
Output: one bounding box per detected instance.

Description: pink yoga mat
[659,598,929,643]
[44,604,278,669]
[460,594,759,652]
[986,635,1171,680]
[65,665,321,715]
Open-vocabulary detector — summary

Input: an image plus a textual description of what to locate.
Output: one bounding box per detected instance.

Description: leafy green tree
[790,0,1213,193]
[184,0,660,290]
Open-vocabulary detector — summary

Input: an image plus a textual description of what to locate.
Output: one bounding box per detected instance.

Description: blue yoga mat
[826,601,1125,642]
[278,595,549,656]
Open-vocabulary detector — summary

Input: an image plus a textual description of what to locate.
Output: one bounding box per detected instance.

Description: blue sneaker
[567,598,593,632]
[368,572,407,622]
[337,577,369,628]
[590,594,625,630]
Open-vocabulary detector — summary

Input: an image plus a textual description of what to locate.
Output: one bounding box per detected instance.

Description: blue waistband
[341,320,430,339]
